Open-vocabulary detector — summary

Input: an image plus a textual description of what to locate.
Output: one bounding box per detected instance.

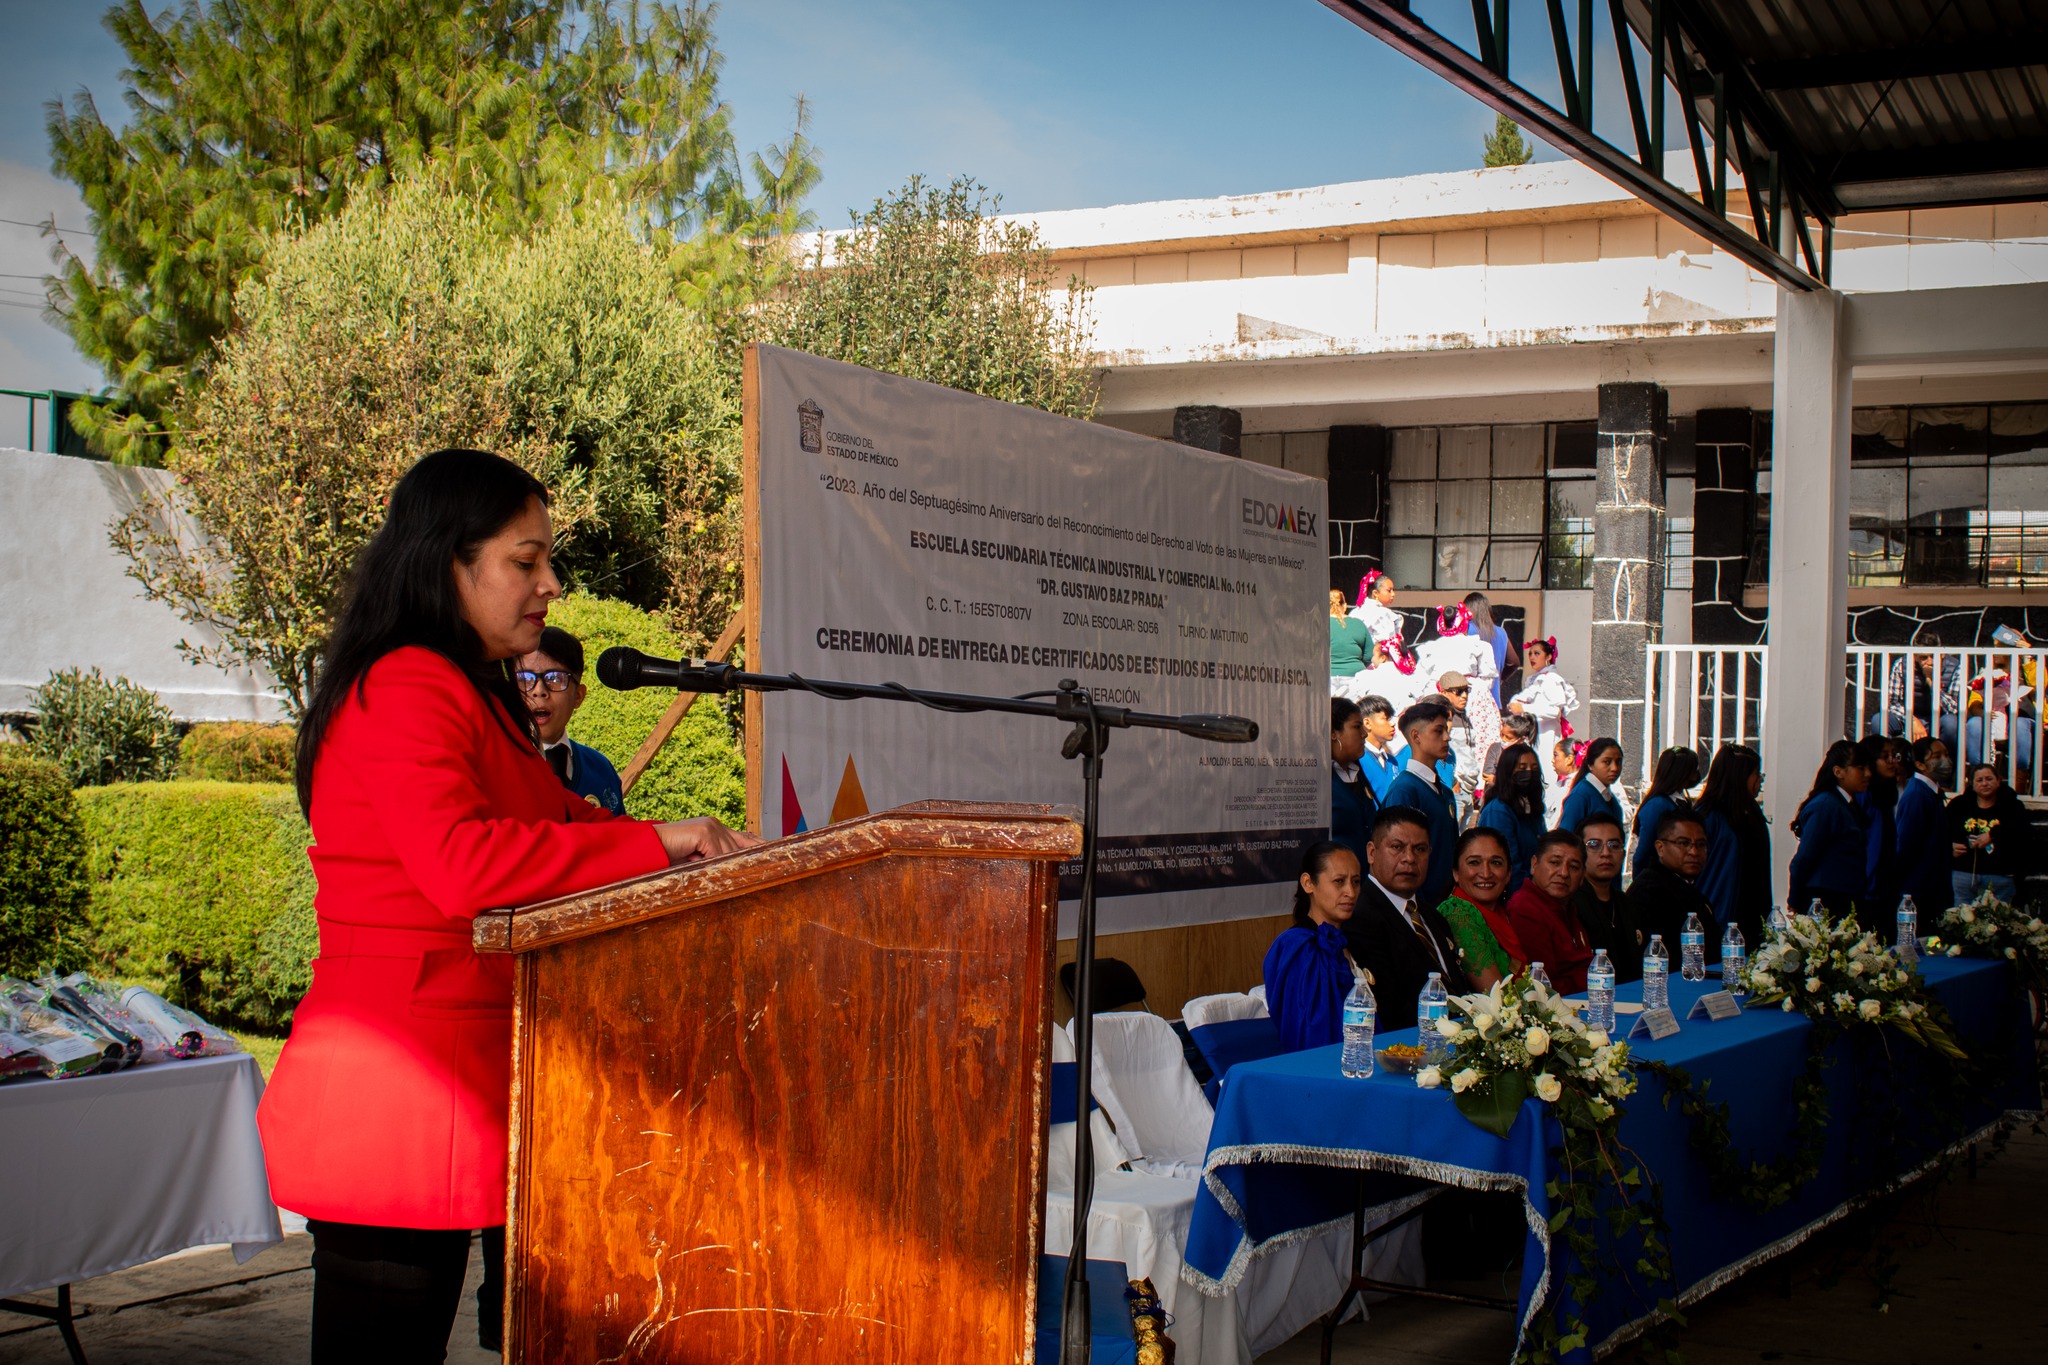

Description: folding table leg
[0,1283,90,1365]
[1319,1180,1448,1364]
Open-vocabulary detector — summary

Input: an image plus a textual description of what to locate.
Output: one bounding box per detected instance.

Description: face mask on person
[1512,771,1544,796]
[1924,756,1955,784]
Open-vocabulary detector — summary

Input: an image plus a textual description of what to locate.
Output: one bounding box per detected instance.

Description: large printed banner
[749,346,1328,934]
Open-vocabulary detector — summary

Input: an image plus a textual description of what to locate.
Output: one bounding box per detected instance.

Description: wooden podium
[473,801,1081,1362]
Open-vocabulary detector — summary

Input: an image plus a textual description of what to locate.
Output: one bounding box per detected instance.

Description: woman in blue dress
[1630,746,1701,877]
[1477,743,1546,897]
[1695,743,1770,949]
[1557,737,1626,835]
[1262,841,1363,1052]
[1787,740,1873,916]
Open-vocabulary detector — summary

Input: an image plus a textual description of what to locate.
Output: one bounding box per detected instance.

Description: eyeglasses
[1657,837,1708,851]
[513,668,575,694]
[1582,838,1624,852]
[1442,686,1470,696]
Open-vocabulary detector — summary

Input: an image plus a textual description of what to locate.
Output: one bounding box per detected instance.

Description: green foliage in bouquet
[1419,976,1680,1360]
[0,750,92,976]
[179,722,297,784]
[1646,907,1989,1232]
[73,781,315,1030]
[27,668,181,787]
[542,594,745,827]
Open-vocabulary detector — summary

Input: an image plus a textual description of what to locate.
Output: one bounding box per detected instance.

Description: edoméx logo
[1240,496,1318,539]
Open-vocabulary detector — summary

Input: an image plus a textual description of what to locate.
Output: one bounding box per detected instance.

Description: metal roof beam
[1317,0,1826,291]
[1751,36,2048,92]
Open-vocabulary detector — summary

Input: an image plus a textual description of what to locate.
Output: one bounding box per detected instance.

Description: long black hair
[294,449,550,816]
[1292,840,1359,927]
[1633,746,1702,832]
[1694,744,1762,825]
[1490,742,1540,818]
[1790,739,1864,836]
[1854,733,1899,811]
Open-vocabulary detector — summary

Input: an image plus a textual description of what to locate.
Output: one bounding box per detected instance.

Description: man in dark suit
[1625,811,1716,961]
[1343,805,1473,1030]
[1330,696,1378,864]
[1383,699,1459,908]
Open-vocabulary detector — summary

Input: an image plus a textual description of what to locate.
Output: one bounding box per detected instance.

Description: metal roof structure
[1320,0,2048,291]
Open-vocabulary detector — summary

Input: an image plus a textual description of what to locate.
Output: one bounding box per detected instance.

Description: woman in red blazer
[259,449,757,1361]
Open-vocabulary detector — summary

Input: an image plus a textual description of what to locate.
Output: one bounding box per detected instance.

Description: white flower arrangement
[1744,908,1964,1057]
[1423,973,1636,1137]
[1929,890,2048,967]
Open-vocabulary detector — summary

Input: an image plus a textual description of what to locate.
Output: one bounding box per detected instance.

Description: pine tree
[1483,113,1535,168]
[46,0,816,463]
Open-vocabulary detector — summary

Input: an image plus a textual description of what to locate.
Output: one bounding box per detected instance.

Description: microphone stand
[601,653,1256,1364]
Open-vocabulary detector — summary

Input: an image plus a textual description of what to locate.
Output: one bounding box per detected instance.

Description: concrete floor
[2,1127,2043,1364]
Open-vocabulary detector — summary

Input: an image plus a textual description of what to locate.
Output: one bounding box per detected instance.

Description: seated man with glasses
[1623,811,1716,965]
[1569,813,1639,982]
[515,626,626,814]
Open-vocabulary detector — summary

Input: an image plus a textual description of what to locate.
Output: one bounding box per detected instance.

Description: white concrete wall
[0,448,286,721]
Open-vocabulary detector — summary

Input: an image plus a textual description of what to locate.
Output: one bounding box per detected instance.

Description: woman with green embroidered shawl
[1433,826,1528,990]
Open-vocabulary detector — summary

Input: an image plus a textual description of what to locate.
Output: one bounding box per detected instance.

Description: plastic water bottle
[1340,973,1377,1078]
[1680,913,1707,981]
[1767,904,1789,937]
[1643,935,1671,1013]
[1417,972,1449,1065]
[1896,896,1920,970]
[1587,950,1616,1034]
[1528,961,1552,991]
[1722,924,1747,998]
[1807,898,1826,921]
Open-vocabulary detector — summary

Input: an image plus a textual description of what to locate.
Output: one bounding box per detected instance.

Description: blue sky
[0,0,1578,426]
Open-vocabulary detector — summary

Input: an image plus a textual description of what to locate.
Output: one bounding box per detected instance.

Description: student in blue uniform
[1329,696,1378,864]
[1558,737,1626,836]
[1475,743,1546,897]
[1629,746,1700,877]
[1384,699,1460,908]
[1787,740,1872,915]
[1355,693,1403,801]
[517,626,627,814]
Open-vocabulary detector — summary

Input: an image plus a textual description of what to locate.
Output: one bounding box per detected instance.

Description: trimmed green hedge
[0,749,91,975]
[180,722,297,783]
[73,781,314,1029]
[545,594,745,826]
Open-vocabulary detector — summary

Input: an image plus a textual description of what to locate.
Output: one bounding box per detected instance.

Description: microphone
[1174,714,1260,743]
[595,647,735,694]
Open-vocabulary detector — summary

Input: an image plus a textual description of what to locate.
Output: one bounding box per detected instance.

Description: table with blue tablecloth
[1184,957,2040,1360]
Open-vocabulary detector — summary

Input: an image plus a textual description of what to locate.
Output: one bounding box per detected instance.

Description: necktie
[544,744,571,783]
[1405,899,1451,976]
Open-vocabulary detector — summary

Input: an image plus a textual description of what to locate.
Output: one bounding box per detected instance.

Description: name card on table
[1627,1007,1682,1042]
[1687,991,1743,1023]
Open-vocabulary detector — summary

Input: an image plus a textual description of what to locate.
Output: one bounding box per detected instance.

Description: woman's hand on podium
[655,817,765,865]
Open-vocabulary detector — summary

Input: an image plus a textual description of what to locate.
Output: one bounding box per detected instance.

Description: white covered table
[0,1053,284,1361]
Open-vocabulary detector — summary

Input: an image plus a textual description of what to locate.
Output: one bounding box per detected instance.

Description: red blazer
[257,647,667,1228]
[1503,883,1594,996]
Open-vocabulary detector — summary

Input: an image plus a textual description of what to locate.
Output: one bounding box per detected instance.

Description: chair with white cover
[1042,1028,1245,1364]
[1076,1012,1425,1357]
[1246,983,1267,1006]
[1073,1012,1214,1179]
[1179,992,1267,1029]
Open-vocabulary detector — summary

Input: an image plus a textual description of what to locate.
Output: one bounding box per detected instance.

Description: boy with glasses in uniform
[515,626,626,814]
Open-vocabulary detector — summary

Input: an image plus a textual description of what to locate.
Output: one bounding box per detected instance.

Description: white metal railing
[1641,642,2047,804]
[1640,645,1768,779]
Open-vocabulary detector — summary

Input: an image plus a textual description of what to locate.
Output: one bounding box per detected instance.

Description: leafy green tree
[1483,113,1535,168]
[762,175,1099,420]
[47,0,816,462]
[114,175,741,711]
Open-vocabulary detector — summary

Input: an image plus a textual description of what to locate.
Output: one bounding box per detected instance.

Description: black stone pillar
[1692,408,1762,645]
[1172,405,1241,456]
[1588,382,1667,745]
[1327,425,1388,597]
